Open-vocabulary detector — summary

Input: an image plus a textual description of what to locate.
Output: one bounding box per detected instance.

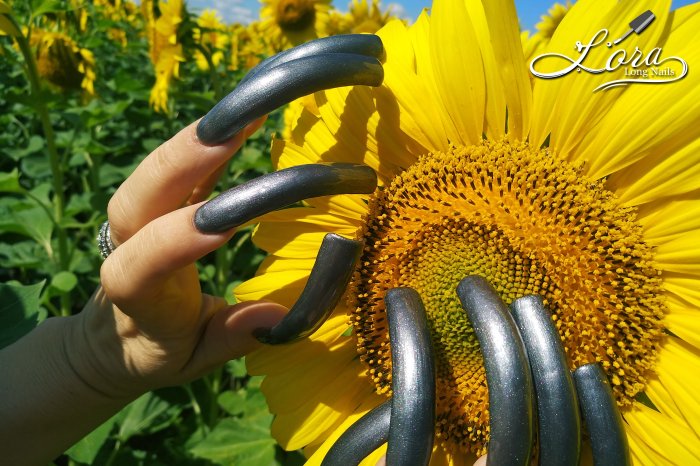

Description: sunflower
[327,0,396,35]
[259,0,331,52]
[228,21,271,71]
[522,1,573,63]
[143,0,185,113]
[193,9,228,71]
[29,28,96,95]
[236,0,700,464]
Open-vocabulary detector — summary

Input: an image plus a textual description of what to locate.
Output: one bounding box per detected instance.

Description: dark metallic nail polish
[510,296,581,466]
[573,363,631,466]
[322,400,391,466]
[456,276,534,466]
[241,34,385,87]
[255,233,362,345]
[197,53,383,145]
[194,163,377,233]
[385,288,435,466]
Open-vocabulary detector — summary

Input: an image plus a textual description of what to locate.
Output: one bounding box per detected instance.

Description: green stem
[183,384,209,436]
[195,43,224,99]
[207,368,222,427]
[12,18,72,315]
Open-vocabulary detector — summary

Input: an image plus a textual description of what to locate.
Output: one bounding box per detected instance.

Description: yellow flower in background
[144,0,185,112]
[236,0,700,464]
[193,9,228,71]
[259,0,331,51]
[30,28,96,95]
[228,21,270,71]
[327,0,396,35]
[521,1,573,63]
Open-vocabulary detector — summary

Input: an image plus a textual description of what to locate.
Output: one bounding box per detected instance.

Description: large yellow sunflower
[259,0,331,52]
[236,0,700,464]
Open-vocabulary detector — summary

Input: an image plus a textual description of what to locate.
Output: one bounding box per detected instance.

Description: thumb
[184,300,288,379]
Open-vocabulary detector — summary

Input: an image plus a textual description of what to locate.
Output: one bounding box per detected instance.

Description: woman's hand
[82,117,287,398]
[0,119,286,465]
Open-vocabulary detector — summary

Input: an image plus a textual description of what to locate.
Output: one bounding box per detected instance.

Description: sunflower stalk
[10,14,72,316]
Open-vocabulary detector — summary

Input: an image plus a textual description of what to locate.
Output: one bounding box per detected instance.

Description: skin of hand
[0,118,287,465]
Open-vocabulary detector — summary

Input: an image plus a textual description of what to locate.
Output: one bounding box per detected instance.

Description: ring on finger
[97,220,117,259]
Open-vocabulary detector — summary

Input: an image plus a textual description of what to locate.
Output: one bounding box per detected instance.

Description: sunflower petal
[429,0,485,146]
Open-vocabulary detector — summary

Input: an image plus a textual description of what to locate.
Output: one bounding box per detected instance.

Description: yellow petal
[253,223,327,258]
[253,207,359,233]
[573,3,700,179]
[429,0,485,146]
[665,301,700,350]
[234,269,307,305]
[626,423,674,466]
[654,337,700,437]
[271,366,373,450]
[305,193,369,220]
[263,341,359,414]
[663,274,700,308]
[479,0,532,139]
[529,0,617,147]
[624,401,700,465]
[247,313,353,375]
[655,232,700,274]
[637,193,700,245]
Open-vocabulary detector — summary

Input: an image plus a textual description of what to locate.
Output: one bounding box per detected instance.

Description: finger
[456,276,534,466]
[100,203,233,327]
[182,301,289,379]
[107,118,261,245]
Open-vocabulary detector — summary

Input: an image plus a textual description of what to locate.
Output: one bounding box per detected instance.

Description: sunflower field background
[0,0,400,464]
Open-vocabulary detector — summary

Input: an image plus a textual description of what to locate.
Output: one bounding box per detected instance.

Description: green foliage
[0,1,296,464]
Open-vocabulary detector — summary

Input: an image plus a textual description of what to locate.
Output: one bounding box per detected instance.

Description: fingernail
[322,400,391,466]
[456,276,534,466]
[194,163,377,233]
[252,327,272,343]
[197,52,383,145]
[573,363,631,466]
[510,296,581,466]
[254,233,362,345]
[385,288,436,466]
[241,34,385,87]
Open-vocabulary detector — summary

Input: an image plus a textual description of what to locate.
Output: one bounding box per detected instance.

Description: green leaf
[0,169,22,193]
[31,0,66,18]
[65,414,118,464]
[50,271,77,293]
[115,392,181,442]
[5,136,44,161]
[225,358,247,378]
[0,280,46,348]
[189,417,277,466]
[217,390,245,416]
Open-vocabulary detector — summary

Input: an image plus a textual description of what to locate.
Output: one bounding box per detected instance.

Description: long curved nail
[241,34,385,86]
[456,276,534,466]
[572,363,631,466]
[322,400,391,466]
[255,233,362,344]
[194,163,377,233]
[197,53,384,144]
[510,296,581,466]
[385,288,435,466]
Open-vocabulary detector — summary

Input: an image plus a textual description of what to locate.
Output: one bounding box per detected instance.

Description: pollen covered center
[348,139,666,455]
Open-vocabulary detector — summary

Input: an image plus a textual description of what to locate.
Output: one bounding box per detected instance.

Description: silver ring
[97,220,116,259]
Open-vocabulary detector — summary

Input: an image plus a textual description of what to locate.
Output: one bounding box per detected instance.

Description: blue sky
[188,0,698,30]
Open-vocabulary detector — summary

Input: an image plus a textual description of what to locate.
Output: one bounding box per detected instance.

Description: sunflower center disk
[348,139,666,455]
[276,0,316,31]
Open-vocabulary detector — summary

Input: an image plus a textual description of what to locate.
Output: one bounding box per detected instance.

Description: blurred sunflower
[193,9,228,71]
[94,0,140,45]
[259,0,331,51]
[236,0,700,464]
[521,1,573,63]
[29,28,96,95]
[143,0,185,113]
[327,0,395,35]
[229,21,271,71]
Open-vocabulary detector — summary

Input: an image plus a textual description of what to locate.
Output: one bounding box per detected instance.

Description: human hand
[71,118,288,400]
